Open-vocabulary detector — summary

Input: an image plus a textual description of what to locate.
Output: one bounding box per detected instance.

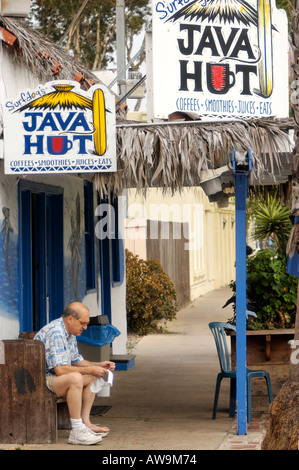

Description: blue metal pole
[235,173,248,435]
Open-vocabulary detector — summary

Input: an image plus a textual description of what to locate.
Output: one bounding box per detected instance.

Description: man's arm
[76,359,115,371]
[54,363,108,378]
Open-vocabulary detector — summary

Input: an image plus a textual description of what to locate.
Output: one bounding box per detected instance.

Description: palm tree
[252,195,292,255]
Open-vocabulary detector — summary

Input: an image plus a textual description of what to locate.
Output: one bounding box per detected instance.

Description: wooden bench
[0,339,70,445]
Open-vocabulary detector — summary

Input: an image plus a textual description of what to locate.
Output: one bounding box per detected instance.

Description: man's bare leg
[81,378,110,434]
[52,372,109,434]
[53,372,84,419]
[51,373,102,444]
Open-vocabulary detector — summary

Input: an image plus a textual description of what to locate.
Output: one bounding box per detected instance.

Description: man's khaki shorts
[46,374,57,394]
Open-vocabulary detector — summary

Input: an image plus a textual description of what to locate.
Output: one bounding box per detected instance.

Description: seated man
[34,301,115,446]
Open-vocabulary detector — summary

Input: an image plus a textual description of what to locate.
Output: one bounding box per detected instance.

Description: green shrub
[226,249,297,330]
[125,249,178,335]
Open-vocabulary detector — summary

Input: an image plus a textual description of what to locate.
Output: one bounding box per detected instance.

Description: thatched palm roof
[94,117,294,197]
[0,16,99,88]
[0,16,295,199]
[0,15,126,114]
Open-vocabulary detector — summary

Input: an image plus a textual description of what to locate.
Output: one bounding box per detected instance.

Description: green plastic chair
[209,322,273,422]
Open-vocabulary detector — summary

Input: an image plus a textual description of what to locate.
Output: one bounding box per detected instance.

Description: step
[110,354,135,371]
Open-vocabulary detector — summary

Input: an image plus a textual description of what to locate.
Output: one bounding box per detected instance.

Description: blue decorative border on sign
[9,163,113,173]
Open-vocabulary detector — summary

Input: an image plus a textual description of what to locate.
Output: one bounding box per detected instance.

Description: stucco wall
[0,161,19,339]
[125,186,236,302]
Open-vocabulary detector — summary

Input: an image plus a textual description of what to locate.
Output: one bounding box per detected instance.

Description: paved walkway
[0,287,269,451]
[218,412,268,450]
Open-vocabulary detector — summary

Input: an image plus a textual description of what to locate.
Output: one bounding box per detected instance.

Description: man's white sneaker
[68,426,103,445]
[88,429,109,438]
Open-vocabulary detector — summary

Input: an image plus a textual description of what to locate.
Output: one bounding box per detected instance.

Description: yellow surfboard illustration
[257,0,273,98]
[92,88,106,156]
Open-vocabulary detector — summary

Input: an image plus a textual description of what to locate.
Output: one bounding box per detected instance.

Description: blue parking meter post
[232,150,252,436]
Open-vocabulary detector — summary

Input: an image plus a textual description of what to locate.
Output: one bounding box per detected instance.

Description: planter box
[228,329,295,409]
[229,329,295,366]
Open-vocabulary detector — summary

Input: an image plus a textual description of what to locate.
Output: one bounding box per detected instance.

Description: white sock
[70,418,85,431]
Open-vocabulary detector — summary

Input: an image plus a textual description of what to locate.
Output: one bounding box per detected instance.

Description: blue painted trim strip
[115,358,135,371]
[235,173,248,435]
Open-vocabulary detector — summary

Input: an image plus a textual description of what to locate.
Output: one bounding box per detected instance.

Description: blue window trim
[111,196,125,287]
[98,192,112,322]
[84,181,96,291]
[97,193,125,322]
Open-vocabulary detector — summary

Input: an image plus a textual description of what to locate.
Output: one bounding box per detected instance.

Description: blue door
[19,181,64,332]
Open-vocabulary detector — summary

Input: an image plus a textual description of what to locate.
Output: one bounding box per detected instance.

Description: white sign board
[151,0,289,121]
[3,80,116,174]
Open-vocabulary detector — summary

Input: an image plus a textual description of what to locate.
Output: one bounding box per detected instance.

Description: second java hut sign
[3,81,116,174]
[152,0,289,120]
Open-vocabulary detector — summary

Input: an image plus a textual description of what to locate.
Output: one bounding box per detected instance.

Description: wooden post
[233,149,252,435]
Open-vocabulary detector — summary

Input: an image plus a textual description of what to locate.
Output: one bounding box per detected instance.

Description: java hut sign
[3,80,116,174]
[152,0,289,121]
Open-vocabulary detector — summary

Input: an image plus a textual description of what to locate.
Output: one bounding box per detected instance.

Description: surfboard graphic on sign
[257,0,273,98]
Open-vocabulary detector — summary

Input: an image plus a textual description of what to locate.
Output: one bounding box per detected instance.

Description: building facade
[0,17,127,358]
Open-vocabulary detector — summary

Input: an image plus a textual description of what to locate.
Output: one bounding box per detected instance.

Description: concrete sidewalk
[0,287,269,451]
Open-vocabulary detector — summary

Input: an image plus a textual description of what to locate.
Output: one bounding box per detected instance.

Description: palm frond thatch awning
[94,117,294,197]
[0,16,97,88]
[0,15,126,115]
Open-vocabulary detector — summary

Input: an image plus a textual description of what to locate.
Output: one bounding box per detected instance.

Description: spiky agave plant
[253,195,292,255]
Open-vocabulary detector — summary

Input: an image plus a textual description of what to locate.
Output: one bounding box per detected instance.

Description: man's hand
[100,360,115,371]
[89,365,109,378]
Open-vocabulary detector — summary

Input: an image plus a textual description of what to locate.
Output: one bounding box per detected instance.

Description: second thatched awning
[94,117,294,197]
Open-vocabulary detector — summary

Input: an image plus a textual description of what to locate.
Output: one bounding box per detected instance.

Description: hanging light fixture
[124,68,146,100]
[0,0,31,17]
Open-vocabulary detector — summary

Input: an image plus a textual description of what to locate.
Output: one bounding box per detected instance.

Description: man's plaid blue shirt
[34,317,83,375]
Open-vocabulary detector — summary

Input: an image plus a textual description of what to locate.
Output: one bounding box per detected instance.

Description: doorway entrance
[19,181,64,332]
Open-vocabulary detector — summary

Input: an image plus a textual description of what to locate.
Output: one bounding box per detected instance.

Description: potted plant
[226,249,297,331]
[224,195,297,397]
